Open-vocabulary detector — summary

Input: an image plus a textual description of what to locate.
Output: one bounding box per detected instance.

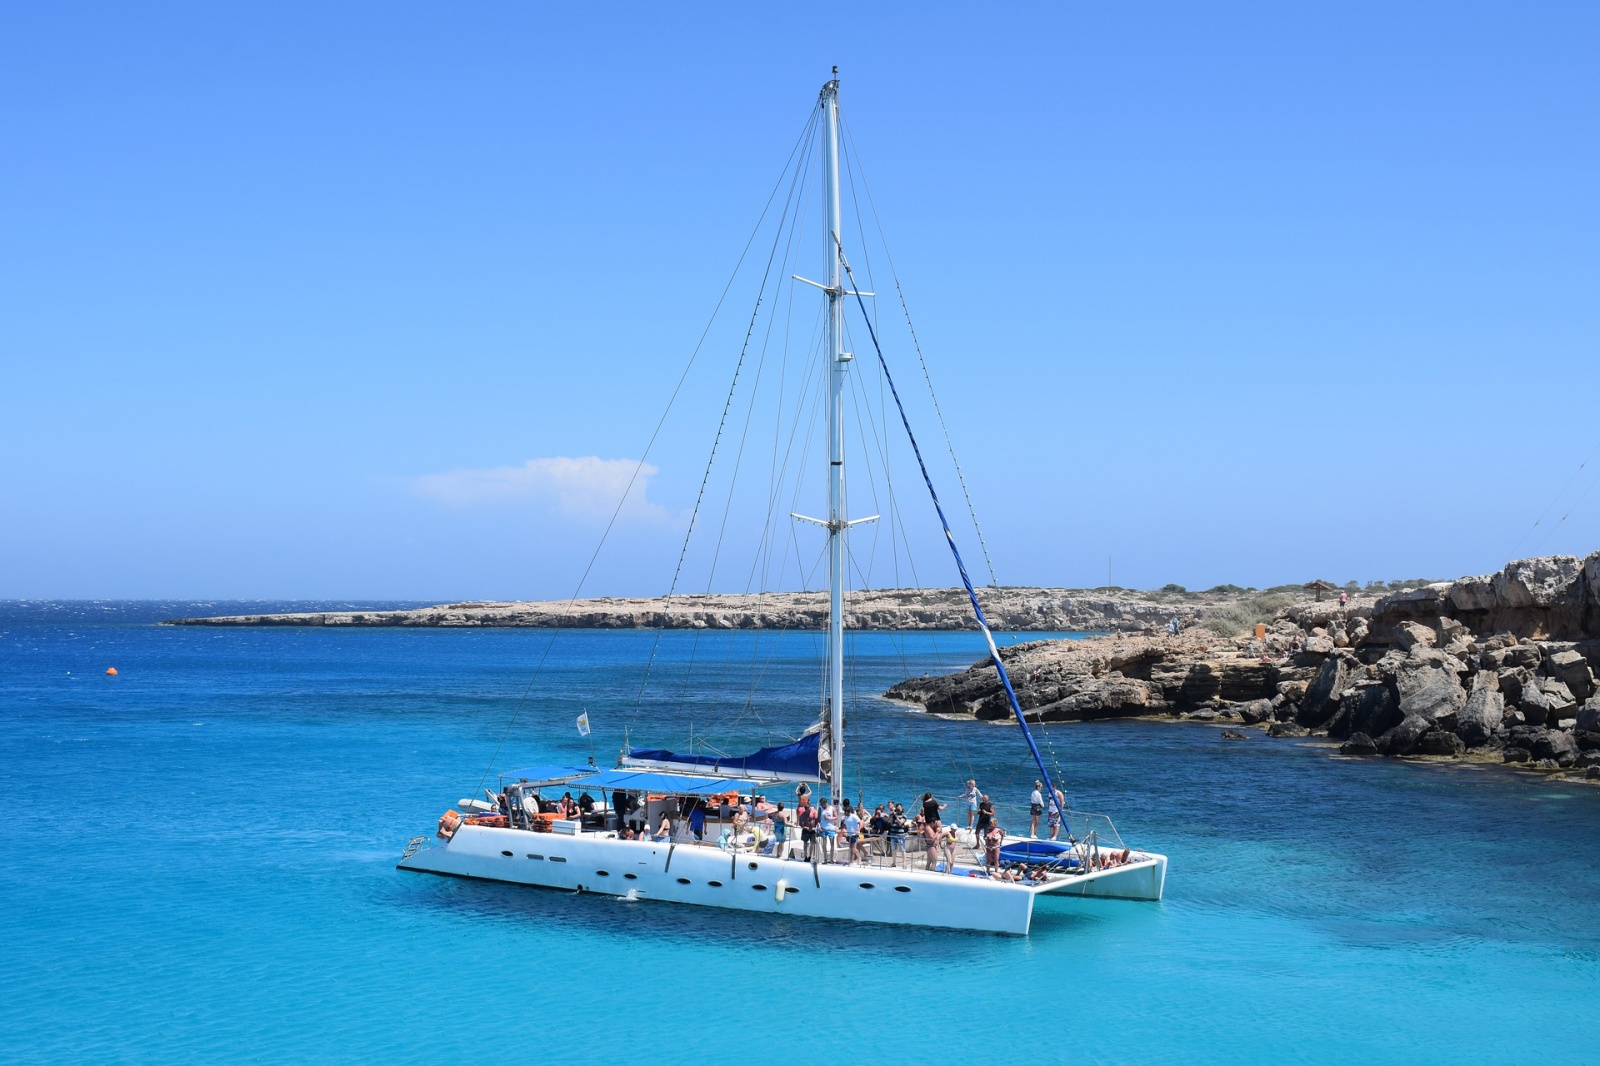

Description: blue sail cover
[625,731,823,782]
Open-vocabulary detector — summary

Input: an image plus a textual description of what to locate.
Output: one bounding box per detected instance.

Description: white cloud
[411,456,669,524]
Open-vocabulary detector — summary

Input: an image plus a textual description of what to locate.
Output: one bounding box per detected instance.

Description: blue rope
[839,251,1069,834]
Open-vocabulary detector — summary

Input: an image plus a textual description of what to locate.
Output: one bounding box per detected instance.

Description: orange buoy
[105,667,119,676]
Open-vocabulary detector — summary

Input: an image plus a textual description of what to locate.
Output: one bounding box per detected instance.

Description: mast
[822,73,846,802]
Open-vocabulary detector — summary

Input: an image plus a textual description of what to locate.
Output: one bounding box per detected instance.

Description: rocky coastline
[162,586,1243,632]
[885,553,1600,783]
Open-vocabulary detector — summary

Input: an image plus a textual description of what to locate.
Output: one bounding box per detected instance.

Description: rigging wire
[838,245,1072,828]
[628,107,821,739]
[473,106,822,791]
[841,114,1001,590]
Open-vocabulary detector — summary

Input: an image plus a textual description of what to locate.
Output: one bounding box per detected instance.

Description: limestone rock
[1339,733,1378,756]
[1383,648,1468,724]
[1335,682,1402,741]
[1495,556,1585,610]
[1268,721,1309,738]
[1220,729,1247,741]
[1393,622,1438,651]
[1378,714,1433,756]
[1577,696,1600,734]
[1415,730,1465,757]
[1545,649,1595,703]
[1541,677,1578,712]
[1303,635,1335,656]
[1506,642,1543,669]
[1457,671,1505,748]
[1497,666,1530,706]
[1526,729,1579,766]
[1237,699,1273,725]
[1297,655,1350,729]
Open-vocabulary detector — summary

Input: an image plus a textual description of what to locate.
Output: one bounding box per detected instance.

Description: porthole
[676,877,691,885]
[596,870,610,877]
[747,862,759,870]
[859,883,875,889]
[752,884,768,891]
[708,880,723,887]
[549,856,567,863]
[785,887,801,894]
[526,854,543,860]
[500,850,513,857]
[894,885,911,893]
[623,873,638,880]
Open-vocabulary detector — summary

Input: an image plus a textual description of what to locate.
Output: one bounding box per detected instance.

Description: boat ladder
[402,836,427,860]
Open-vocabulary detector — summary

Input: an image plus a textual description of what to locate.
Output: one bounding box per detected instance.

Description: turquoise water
[3,603,1598,1065]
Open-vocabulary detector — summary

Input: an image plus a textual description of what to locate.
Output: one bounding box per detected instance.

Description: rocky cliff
[886,552,1600,782]
[162,586,1239,632]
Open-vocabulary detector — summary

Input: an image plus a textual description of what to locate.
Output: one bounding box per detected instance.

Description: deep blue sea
[3,602,1597,1065]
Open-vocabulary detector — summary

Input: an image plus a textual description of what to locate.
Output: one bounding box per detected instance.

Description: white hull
[399,825,1166,936]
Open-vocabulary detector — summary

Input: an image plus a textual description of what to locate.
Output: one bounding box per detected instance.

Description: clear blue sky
[4,2,1597,600]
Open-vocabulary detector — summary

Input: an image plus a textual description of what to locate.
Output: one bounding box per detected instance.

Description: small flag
[576,711,591,737]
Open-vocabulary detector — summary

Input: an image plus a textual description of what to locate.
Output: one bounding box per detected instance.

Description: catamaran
[398,74,1167,935]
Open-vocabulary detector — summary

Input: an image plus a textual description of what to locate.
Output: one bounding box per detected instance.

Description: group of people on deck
[602,778,1087,879]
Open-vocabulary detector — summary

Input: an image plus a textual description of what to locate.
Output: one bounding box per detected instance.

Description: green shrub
[1198,590,1298,637]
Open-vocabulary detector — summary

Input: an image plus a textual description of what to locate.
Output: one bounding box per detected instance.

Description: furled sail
[623,725,826,782]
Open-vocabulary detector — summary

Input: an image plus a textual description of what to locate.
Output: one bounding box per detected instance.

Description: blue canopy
[565,770,761,795]
[624,731,823,781]
[496,764,593,783]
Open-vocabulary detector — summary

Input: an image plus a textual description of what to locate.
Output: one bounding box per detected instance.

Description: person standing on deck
[688,802,706,843]
[1047,788,1065,841]
[974,793,994,844]
[768,803,789,859]
[960,779,980,835]
[843,805,863,864]
[984,822,1005,874]
[1029,781,1045,838]
[888,804,908,867]
[819,798,839,863]
[798,798,818,862]
[920,792,945,871]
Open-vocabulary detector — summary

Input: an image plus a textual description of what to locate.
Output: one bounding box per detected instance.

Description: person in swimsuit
[798,800,817,862]
[984,823,1004,874]
[653,814,672,842]
[920,793,944,870]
